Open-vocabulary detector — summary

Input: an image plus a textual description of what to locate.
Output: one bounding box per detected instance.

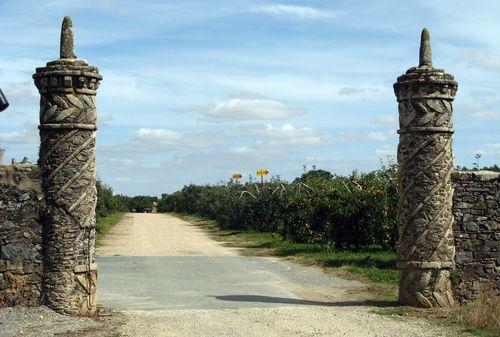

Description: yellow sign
[232,173,243,179]
[256,169,270,176]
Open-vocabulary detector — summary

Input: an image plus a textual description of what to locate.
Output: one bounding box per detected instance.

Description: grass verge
[173,213,499,336]
[96,212,125,244]
[172,213,398,287]
[371,299,500,337]
[450,293,500,337]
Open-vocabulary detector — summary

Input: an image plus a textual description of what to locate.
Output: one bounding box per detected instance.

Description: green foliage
[95,179,128,243]
[96,212,125,242]
[372,306,415,316]
[123,195,158,213]
[269,240,398,283]
[96,178,159,216]
[455,164,500,172]
[450,268,462,287]
[159,163,399,251]
[96,178,129,221]
[461,327,500,337]
[293,166,334,183]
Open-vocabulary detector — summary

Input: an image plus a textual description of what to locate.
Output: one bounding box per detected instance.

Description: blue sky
[0,0,499,196]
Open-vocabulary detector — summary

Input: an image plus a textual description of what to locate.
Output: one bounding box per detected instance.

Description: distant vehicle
[143,208,152,213]
[132,208,136,213]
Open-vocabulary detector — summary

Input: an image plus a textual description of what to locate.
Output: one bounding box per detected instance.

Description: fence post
[33,16,103,315]
[393,28,458,307]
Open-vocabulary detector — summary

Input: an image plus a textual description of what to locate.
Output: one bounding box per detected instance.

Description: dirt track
[1,213,466,337]
[97,213,238,256]
[97,213,460,337]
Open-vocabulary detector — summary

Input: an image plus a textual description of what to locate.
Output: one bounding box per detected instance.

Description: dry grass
[452,292,500,334]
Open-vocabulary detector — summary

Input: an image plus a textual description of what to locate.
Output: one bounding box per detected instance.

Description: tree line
[96,179,158,221]
[158,163,399,250]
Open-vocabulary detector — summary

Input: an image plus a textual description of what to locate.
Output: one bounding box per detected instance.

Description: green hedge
[159,164,398,250]
[96,179,129,222]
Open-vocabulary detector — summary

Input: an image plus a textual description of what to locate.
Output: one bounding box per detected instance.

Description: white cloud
[330,130,395,143]
[0,129,38,145]
[104,158,137,166]
[0,82,38,106]
[132,128,182,143]
[469,110,500,120]
[199,93,306,122]
[338,86,365,96]
[109,177,132,182]
[231,123,332,148]
[100,113,114,122]
[461,101,500,120]
[367,131,391,141]
[456,50,500,71]
[130,128,217,149]
[375,144,396,157]
[230,146,253,154]
[254,5,338,19]
[371,115,398,128]
[98,112,114,127]
[469,89,497,98]
[473,143,500,157]
[99,127,226,156]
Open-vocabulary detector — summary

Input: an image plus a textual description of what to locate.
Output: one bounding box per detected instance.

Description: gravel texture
[96,213,238,257]
[119,307,456,337]
[0,306,109,337]
[1,213,470,336]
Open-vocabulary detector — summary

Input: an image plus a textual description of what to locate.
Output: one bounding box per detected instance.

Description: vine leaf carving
[67,94,84,109]
[419,112,435,125]
[80,95,94,108]
[426,100,443,113]
[435,113,448,127]
[43,105,58,122]
[55,107,78,122]
[442,100,452,111]
[413,102,427,116]
[400,103,416,127]
[53,95,69,109]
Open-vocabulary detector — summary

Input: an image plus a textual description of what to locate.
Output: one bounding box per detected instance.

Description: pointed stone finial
[60,16,76,59]
[419,28,432,68]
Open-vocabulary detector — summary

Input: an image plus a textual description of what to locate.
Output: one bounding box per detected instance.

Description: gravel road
[96,213,238,257]
[1,213,466,336]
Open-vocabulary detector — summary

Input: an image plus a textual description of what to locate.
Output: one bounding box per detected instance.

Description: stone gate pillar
[393,28,458,308]
[33,17,102,315]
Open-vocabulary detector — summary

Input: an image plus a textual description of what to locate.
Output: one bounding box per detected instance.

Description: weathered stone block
[452,170,499,303]
[0,164,43,307]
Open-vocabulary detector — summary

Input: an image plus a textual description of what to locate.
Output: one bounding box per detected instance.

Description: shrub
[96,178,128,221]
[158,164,399,251]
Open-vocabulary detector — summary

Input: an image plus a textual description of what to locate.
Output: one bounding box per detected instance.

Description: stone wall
[452,170,500,303]
[0,164,43,307]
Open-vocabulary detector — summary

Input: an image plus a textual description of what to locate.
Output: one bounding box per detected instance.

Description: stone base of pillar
[398,264,455,307]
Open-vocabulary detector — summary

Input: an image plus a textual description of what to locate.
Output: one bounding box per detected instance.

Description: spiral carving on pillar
[33,16,102,315]
[394,28,458,308]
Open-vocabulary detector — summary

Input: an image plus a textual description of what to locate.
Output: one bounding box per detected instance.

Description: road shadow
[211,295,398,308]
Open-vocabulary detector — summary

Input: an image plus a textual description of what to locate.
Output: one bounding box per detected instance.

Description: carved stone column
[33,17,102,315]
[393,28,458,308]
